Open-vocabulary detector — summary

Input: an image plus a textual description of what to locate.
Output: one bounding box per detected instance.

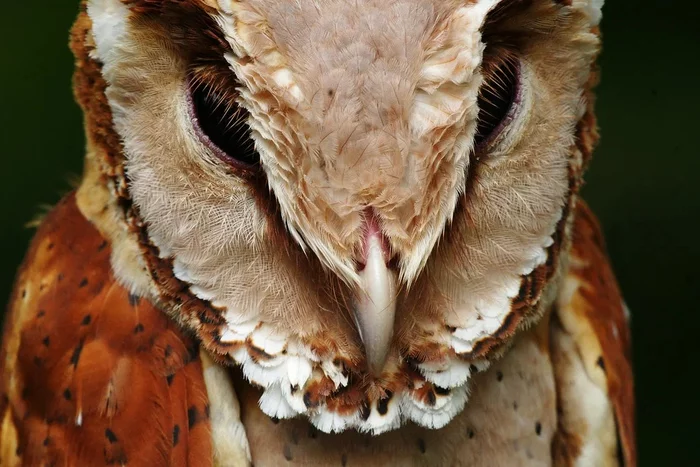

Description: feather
[0,194,214,465]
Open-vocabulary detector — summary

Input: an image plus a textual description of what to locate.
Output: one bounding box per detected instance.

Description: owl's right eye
[474,52,521,149]
[187,75,260,171]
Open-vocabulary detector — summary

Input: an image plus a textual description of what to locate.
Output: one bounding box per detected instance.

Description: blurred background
[1,1,697,464]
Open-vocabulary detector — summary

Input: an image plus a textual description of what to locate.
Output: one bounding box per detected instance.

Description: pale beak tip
[353,234,398,377]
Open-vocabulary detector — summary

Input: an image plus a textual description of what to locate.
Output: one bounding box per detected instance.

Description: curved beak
[353,216,397,377]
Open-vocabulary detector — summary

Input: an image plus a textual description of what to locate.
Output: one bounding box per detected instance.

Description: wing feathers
[554,200,635,466]
[0,193,213,466]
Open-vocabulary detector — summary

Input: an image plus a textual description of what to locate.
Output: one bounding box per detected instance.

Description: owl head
[73,0,603,434]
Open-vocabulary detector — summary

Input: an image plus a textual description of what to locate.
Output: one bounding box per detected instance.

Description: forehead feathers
[208,0,501,284]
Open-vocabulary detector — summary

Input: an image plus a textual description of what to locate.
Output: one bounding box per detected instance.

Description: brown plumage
[0,194,212,465]
[1,0,634,465]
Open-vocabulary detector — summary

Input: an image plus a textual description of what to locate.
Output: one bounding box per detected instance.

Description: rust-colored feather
[553,200,636,467]
[0,193,212,466]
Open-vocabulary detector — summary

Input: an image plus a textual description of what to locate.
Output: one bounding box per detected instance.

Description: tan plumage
[1,0,634,465]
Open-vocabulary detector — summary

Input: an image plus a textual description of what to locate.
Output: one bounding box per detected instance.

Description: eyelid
[474,55,523,153]
[481,64,532,158]
[185,72,261,176]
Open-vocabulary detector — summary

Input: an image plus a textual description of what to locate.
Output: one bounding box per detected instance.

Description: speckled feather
[0,194,213,466]
[552,201,635,467]
[1,0,635,464]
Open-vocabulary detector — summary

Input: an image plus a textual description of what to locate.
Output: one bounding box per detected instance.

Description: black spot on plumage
[98,240,108,251]
[596,356,606,372]
[468,428,475,439]
[81,315,92,326]
[57,273,64,282]
[63,389,72,401]
[308,425,318,439]
[166,374,175,386]
[37,310,45,318]
[33,356,43,367]
[188,406,198,428]
[470,364,479,374]
[204,404,211,419]
[186,342,199,363]
[426,391,436,406]
[173,425,180,446]
[79,278,88,288]
[133,323,145,334]
[128,293,140,307]
[43,437,50,446]
[271,417,280,425]
[165,345,173,358]
[417,438,426,454]
[535,421,542,436]
[21,289,26,299]
[496,371,504,382]
[283,444,293,461]
[70,340,84,367]
[105,429,118,443]
[42,336,50,347]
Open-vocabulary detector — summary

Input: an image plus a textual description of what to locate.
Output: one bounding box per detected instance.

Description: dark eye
[474,52,520,149]
[187,75,260,170]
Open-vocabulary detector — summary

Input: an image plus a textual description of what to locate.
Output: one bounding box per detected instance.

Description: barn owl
[0,0,635,465]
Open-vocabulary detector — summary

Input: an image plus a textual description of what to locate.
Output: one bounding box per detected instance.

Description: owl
[0,0,634,465]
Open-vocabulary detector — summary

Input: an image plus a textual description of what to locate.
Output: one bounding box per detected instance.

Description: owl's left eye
[474,52,521,149]
[187,75,260,171]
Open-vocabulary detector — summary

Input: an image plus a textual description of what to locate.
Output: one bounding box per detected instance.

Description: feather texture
[65,0,621,435]
[0,194,213,466]
[233,200,634,466]
[1,0,633,464]
[552,201,635,467]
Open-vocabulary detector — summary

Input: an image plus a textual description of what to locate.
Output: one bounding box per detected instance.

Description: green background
[1,2,697,464]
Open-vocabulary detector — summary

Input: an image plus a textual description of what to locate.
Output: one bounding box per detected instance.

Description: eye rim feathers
[474,49,522,151]
[474,0,536,153]
[185,71,261,175]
